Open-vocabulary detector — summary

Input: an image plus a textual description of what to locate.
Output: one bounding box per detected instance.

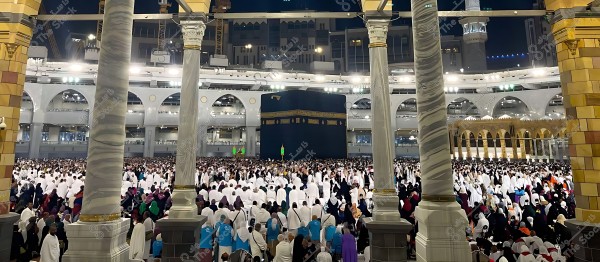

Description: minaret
[459,0,488,71]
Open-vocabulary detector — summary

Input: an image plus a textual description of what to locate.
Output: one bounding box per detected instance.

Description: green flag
[280,145,285,156]
[232,146,237,155]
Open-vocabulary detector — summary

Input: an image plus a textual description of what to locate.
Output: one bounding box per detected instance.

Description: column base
[364,217,412,262]
[156,216,206,262]
[415,201,471,262]
[62,218,130,262]
[565,219,600,262]
[169,189,199,219]
[0,213,19,262]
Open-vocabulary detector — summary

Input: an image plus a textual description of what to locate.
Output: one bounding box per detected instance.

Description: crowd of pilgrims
[7,157,576,262]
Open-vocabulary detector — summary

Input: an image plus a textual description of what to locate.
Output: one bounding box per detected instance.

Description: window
[356,134,371,144]
[319,23,325,30]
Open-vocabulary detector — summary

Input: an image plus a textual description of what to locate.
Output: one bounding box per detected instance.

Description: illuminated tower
[459,0,488,71]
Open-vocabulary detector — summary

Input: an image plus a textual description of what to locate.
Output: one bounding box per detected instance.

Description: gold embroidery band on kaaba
[261,110,346,119]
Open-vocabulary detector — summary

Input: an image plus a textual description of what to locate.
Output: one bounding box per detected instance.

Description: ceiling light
[351,76,361,84]
[532,68,546,77]
[70,64,82,72]
[446,75,459,82]
[130,66,141,74]
[315,75,325,82]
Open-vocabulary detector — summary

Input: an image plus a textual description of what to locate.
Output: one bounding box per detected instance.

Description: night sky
[41,0,535,67]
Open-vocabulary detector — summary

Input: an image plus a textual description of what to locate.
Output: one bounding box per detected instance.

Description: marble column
[169,19,205,219]
[28,122,42,158]
[144,125,156,157]
[246,126,257,157]
[157,18,207,262]
[365,18,397,220]
[62,0,135,260]
[411,0,471,261]
[363,17,412,262]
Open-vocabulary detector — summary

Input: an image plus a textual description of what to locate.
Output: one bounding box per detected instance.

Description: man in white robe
[250,224,268,260]
[143,212,154,260]
[129,218,146,261]
[289,187,299,207]
[299,201,312,226]
[274,234,292,262]
[19,202,35,241]
[39,224,60,262]
[306,180,319,205]
[316,246,332,262]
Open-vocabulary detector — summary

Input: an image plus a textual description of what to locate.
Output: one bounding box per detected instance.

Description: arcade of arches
[449,119,568,161]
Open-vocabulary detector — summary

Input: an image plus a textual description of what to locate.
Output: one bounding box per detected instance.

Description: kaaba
[260,90,347,160]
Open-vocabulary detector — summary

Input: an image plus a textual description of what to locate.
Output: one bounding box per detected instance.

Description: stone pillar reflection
[533,139,538,160]
[465,132,472,159]
[197,124,208,157]
[511,134,518,160]
[246,126,257,157]
[475,137,480,159]
[541,139,547,162]
[520,137,526,159]
[63,0,134,260]
[457,135,463,159]
[144,125,156,157]
[548,138,554,162]
[448,130,455,158]
[28,122,43,159]
[482,135,489,159]
[170,20,206,219]
[365,18,398,220]
[411,0,471,260]
[500,136,507,159]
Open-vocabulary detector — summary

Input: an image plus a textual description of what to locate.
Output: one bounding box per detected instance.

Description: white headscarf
[237,225,250,242]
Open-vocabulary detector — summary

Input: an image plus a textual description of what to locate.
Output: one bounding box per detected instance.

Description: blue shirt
[234,235,250,253]
[308,220,321,241]
[266,218,280,242]
[324,225,336,242]
[297,226,309,238]
[217,223,233,247]
[200,226,214,249]
[331,233,342,254]
[152,240,163,257]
